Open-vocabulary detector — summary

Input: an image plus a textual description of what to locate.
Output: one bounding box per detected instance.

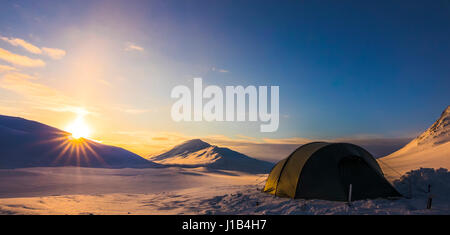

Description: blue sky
[0,0,449,158]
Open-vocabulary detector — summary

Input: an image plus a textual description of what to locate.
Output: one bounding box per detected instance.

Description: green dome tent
[263,142,401,201]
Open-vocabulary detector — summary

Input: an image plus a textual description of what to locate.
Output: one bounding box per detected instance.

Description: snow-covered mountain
[148,139,274,174]
[0,115,162,169]
[380,106,450,179]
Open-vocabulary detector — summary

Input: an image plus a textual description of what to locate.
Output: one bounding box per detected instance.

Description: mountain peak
[149,139,212,162]
[381,105,450,179]
[444,105,450,115]
[415,105,450,146]
[176,139,211,149]
[149,139,273,173]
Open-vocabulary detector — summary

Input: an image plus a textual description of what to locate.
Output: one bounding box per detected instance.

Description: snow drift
[393,168,450,201]
[380,106,450,179]
[0,115,161,168]
[148,139,274,174]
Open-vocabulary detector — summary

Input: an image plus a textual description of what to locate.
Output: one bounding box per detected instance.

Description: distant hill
[380,106,450,179]
[148,139,274,174]
[0,115,162,169]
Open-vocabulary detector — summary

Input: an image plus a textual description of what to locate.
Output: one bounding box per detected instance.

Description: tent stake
[427,184,432,209]
[347,184,353,206]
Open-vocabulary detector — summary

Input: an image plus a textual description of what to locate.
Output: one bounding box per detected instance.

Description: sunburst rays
[36,131,108,167]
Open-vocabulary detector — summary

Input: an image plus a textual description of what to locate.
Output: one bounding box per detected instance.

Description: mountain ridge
[148,139,274,174]
[0,114,162,169]
[380,106,450,179]
[415,105,450,147]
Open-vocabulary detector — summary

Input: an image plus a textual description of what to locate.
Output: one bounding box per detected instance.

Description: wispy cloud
[261,137,313,145]
[0,48,46,67]
[1,72,66,103]
[0,35,42,54]
[2,72,36,80]
[0,64,18,73]
[0,35,66,60]
[206,136,412,161]
[0,71,90,114]
[42,47,66,60]
[124,42,144,52]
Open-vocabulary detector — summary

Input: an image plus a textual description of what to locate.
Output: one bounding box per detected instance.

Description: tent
[263,142,401,201]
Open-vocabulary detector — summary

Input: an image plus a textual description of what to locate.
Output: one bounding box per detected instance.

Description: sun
[65,115,91,139]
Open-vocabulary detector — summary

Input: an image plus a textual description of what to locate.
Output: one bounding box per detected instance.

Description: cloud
[2,72,36,80]
[148,133,412,161]
[1,72,66,102]
[0,71,91,114]
[101,128,412,162]
[200,136,411,162]
[261,137,316,145]
[0,48,46,67]
[152,137,169,141]
[0,35,42,54]
[124,42,144,52]
[0,35,66,60]
[0,64,18,73]
[42,47,66,60]
[108,131,192,156]
[111,131,299,159]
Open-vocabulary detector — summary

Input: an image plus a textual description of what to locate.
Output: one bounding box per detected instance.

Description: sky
[0,0,449,161]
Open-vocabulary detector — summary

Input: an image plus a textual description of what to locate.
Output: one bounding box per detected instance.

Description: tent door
[338,156,385,201]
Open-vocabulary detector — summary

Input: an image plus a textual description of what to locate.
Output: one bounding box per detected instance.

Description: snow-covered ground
[0,167,448,215]
[1,107,449,215]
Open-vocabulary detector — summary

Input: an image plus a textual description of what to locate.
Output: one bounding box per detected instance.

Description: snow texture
[0,167,448,215]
